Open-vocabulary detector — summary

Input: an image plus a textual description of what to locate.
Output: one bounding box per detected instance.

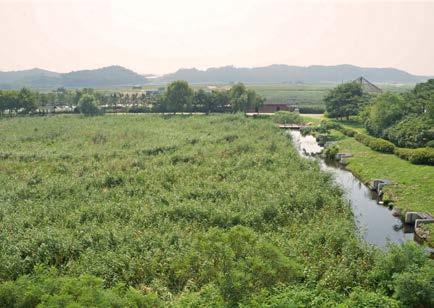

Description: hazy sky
[0,0,433,75]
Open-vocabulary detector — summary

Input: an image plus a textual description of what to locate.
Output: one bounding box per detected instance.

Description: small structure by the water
[405,212,434,246]
[335,153,353,159]
[368,179,391,193]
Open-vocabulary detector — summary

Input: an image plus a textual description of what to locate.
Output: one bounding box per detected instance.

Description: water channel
[288,130,414,248]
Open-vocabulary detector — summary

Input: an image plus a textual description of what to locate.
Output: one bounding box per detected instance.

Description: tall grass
[0,114,431,306]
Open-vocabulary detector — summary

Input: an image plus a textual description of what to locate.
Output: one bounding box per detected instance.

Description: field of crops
[0,114,431,306]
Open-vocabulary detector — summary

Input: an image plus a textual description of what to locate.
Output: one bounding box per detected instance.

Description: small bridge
[278,124,304,129]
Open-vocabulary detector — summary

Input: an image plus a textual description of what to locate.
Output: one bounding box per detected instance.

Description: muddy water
[289,130,414,248]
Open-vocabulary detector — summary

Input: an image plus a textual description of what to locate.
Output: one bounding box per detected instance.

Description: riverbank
[299,116,433,215]
[329,129,434,216]
[288,130,413,247]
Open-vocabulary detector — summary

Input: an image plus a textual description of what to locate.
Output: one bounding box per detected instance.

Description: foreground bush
[394,147,434,165]
[0,268,159,307]
[342,288,400,308]
[393,267,434,307]
[355,133,395,153]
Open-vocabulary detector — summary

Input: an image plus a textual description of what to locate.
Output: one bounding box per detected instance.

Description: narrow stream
[289,130,414,248]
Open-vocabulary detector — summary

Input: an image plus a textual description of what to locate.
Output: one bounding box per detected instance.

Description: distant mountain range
[160,64,430,84]
[0,64,430,89]
[0,66,148,89]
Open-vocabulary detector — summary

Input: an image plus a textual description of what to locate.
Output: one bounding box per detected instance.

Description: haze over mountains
[162,64,429,84]
[0,64,430,89]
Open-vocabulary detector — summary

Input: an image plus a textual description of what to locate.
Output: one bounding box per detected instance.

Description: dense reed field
[0,114,431,307]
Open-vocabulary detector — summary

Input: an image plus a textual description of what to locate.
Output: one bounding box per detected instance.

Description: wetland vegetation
[0,114,432,306]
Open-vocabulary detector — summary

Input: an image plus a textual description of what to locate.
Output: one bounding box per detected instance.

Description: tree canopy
[229,83,265,112]
[364,93,405,136]
[324,82,365,120]
[360,79,434,147]
[165,80,194,113]
[78,94,102,116]
[0,88,37,115]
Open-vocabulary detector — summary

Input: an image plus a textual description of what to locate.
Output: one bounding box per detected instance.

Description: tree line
[324,79,434,148]
[0,81,265,116]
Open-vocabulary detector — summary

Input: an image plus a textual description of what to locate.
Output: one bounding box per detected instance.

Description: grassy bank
[331,129,434,214]
[0,114,432,306]
[298,115,433,215]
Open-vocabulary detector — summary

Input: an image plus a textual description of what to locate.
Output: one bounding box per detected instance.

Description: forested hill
[160,64,428,84]
[0,66,148,89]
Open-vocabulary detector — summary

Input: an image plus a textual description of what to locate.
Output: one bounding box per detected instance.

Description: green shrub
[316,134,329,147]
[368,138,395,153]
[354,133,395,153]
[298,106,325,114]
[273,111,304,124]
[368,242,427,294]
[300,126,315,136]
[300,121,335,137]
[392,267,434,307]
[394,147,434,165]
[337,126,358,137]
[384,115,434,148]
[244,286,343,307]
[343,288,400,308]
[321,120,341,130]
[324,144,339,160]
[426,140,434,148]
[0,269,158,308]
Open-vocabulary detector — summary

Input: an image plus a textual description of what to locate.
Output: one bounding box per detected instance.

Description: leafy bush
[384,115,434,148]
[324,144,339,160]
[368,138,396,153]
[392,267,434,307]
[0,268,158,307]
[355,133,395,153]
[394,147,434,165]
[363,93,405,136]
[337,126,358,137]
[368,242,427,294]
[244,286,343,307]
[300,126,314,136]
[300,121,337,137]
[343,288,400,308]
[321,120,341,130]
[272,111,304,124]
[170,226,302,304]
[427,140,434,148]
[316,133,329,146]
